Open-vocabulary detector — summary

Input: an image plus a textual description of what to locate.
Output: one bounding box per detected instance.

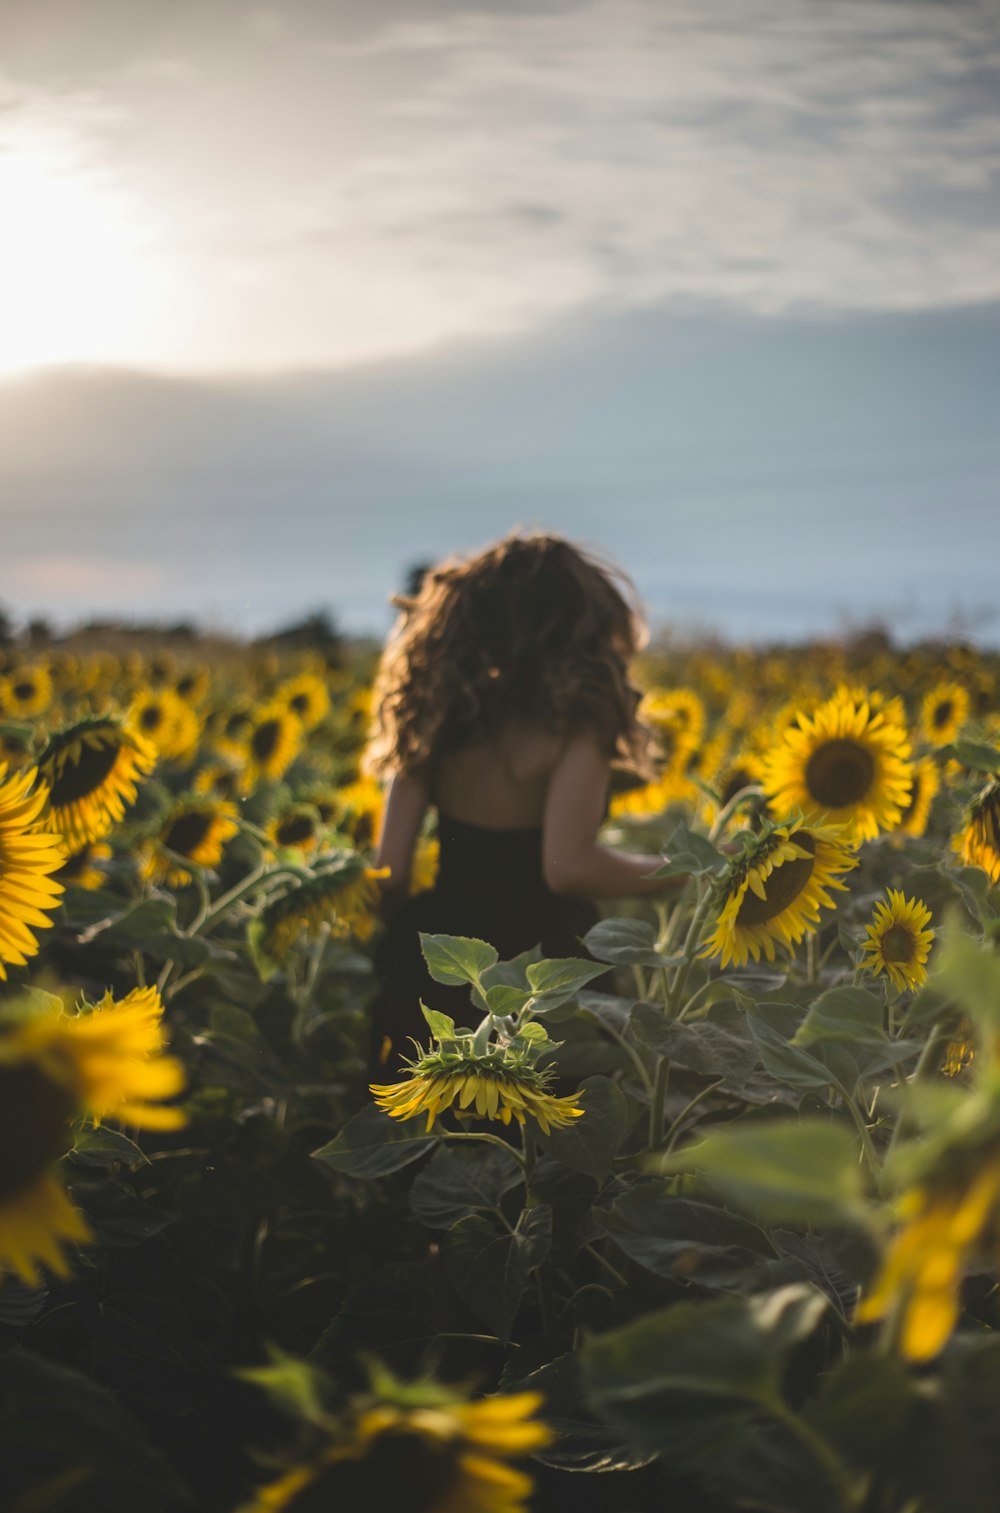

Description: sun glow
[0,148,149,375]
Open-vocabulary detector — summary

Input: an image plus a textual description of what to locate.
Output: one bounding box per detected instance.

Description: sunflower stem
[884,1023,946,1171]
[647,1057,670,1150]
[662,1078,726,1155]
[440,1130,527,1166]
[708,784,761,842]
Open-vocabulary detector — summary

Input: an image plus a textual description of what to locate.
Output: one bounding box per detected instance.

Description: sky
[0,0,998,642]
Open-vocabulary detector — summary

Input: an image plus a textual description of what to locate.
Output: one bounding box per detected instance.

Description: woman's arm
[542,730,689,899]
[372,769,429,917]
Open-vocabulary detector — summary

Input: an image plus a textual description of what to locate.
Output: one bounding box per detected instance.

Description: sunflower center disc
[805,739,875,808]
[882,925,916,964]
[736,835,816,926]
[50,740,121,804]
[165,811,215,856]
[721,768,754,806]
[252,719,281,761]
[0,1060,76,1202]
[933,701,954,729]
[289,1429,457,1512]
[278,816,315,845]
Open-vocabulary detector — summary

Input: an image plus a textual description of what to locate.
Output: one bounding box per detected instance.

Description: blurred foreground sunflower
[764,689,912,842]
[701,817,858,968]
[39,717,157,847]
[243,1389,550,1513]
[856,1152,1000,1363]
[0,764,66,979]
[16,986,187,1131]
[0,1020,90,1286]
[955,778,1000,885]
[860,890,934,993]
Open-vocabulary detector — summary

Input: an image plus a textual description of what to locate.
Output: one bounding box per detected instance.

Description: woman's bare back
[430,718,567,828]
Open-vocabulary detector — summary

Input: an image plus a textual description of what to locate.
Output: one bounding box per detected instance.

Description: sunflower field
[3,633,1000,1512]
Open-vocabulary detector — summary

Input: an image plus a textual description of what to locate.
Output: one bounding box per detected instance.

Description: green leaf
[656,1118,872,1228]
[234,1346,328,1425]
[747,1015,838,1093]
[70,1126,150,1169]
[76,895,176,946]
[793,987,888,1049]
[648,820,726,878]
[583,917,682,968]
[419,933,498,986]
[443,1204,552,1342]
[934,925,1000,1035]
[516,1021,550,1044]
[581,1284,830,1443]
[311,1104,436,1178]
[526,957,610,999]
[410,1143,522,1228]
[596,1183,779,1286]
[0,1350,190,1498]
[538,1076,627,1182]
[480,944,544,991]
[420,1005,457,1041]
[630,1003,757,1084]
[940,740,1000,774]
[484,984,532,1017]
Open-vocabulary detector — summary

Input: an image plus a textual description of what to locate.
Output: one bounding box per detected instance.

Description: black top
[369,812,604,1073]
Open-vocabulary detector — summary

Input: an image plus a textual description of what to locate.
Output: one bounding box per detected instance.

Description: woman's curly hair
[363,530,657,782]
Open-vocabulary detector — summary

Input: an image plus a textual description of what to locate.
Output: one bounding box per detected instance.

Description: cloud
[3,0,1000,370]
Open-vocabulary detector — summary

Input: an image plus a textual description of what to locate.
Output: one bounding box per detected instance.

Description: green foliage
[312,1104,436,1177]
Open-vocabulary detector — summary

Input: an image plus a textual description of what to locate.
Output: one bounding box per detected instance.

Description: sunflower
[130,688,201,763]
[276,672,331,732]
[239,702,303,790]
[0,1026,91,1286]
[173,664,212,707]
[0,663,53,720]
[16,986,186,1130]
[856,1152,1000,1363]
[639,687,706,751]
[955,779,1000,885]
[39,717,157,848]
[331,774,384,849]
[372,1046,584,1135]
[141,798,240,887]
[243,1390,550,1513]
[56,840,113,891]
[0,727,34,770]
[701,818,858,969]
[262,861,386,960]
[860,890,934,993]
[192,758,243,803]
[942,1033,975,1079]
[920,681,971,747]
[411,835,440,893]
[763,690,912,842]
[894,755,940,840]
[267,804,323,857]
[0,765,66,979]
